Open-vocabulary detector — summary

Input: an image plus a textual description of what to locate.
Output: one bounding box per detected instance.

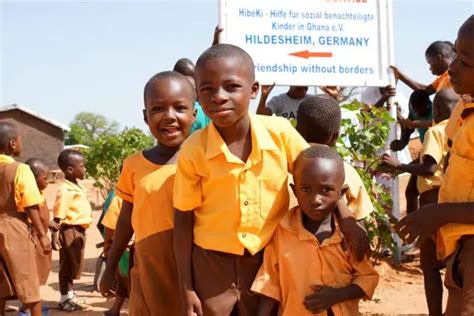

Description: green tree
[336,100,398,260]
[65,112,119,146]
[85,128,154,191]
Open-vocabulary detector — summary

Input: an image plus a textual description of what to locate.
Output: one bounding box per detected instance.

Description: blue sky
[1,0,473,131]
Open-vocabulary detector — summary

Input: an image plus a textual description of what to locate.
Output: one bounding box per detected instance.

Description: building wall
[0,110,65,169]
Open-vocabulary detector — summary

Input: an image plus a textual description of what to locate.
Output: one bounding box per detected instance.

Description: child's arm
[100,201,134,298]
[256,84,275,116]
[390,128,413,151]
[304,284,366,314]
[397,202,474,245]
[103,227,115,258]
[399,118,433,130]
[256,295,279,316]
[382,153,437,176]
[174,210,203,316]
[390,66,435,94]
[25,205,52,253]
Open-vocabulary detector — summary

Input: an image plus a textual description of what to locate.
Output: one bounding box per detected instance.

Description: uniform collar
[0,154,15,164]
[64,179,87,193]
[205,114,279,163]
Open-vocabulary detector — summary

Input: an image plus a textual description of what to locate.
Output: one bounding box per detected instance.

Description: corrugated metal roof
[0,104,70,132]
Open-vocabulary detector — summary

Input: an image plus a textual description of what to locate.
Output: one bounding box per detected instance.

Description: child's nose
[211,87,228,104]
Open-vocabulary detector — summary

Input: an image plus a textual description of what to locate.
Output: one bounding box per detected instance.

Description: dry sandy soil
[6,169,447,315]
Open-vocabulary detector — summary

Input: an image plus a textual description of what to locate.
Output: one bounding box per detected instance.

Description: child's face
[292,157,344,222]
[36,169,49,191]
[426,54,447,76]
[449,31,474,95]
[67,155,86,180]
[195,57,259,128]
[144,78,196,148]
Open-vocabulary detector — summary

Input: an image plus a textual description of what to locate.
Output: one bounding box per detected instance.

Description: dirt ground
[6,166,447,315]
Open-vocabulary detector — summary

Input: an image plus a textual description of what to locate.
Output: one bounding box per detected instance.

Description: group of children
[0,14,473,316]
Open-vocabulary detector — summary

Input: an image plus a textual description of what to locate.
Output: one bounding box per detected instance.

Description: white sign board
[219,0,394,87]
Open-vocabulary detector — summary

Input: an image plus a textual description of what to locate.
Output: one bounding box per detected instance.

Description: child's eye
[226,84,241,90]
[151,106,163,112]
[300,187,311,193]
[200,87,213,93]
[322,187,334,194]
[175,105,188,112]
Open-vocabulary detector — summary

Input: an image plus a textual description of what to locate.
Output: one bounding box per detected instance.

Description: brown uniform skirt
[128,229,181,316]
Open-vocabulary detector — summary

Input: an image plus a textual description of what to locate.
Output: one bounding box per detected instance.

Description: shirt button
[242,233,247,238]
[244,201,249,206]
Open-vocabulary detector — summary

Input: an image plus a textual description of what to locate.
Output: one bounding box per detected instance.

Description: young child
[99,71,197,315]
[391,40,456,95]
[0,122,51,316]
[295,94,375,222]
[173,43,367,316]
[52,149,92,312]
[397,16,474,315]
[25,158,53,287]
[252,145,379,315]
[173,57,211,133]
[100,192,128,316]
[383,88,459,316]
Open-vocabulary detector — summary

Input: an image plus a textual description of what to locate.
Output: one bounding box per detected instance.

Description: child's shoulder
[252,114,295,135]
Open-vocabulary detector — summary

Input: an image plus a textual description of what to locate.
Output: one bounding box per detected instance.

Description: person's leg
[0,298,6,316]
[236,250,264,316]
[458,236,474,313]
[23,301,41,316]
[420,238,444,316]
[405,173,419,214]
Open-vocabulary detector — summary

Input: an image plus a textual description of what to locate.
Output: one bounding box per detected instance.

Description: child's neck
[143,144,180,165]
[65,176,79,184]
[302,212,334,244]
[215,114,252,163]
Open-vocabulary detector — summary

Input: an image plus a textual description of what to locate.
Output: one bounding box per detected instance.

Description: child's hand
[99,267,116,298]
[39,234,52,254]
[49,220,60,232]
[381,153,400,169]
[212,26,223,46]
[389,65,401,80]
[184,289,203,316]
[303,285,338,313]
[396,204,444,246]
[51,231,60,251]
[390,140,405,152]
[261,83,276,98]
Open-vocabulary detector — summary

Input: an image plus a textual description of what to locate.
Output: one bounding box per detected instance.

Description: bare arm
[26,205,51,252]
[256,84,275,116]
[391,66,429,91]
[382,154,437,177]
[304,284,365,313]
[256,295,279,316]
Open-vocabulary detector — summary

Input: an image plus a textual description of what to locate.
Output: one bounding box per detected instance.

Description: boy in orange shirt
[0,122,51,316]
[173,44,368,316]
[52,149,92,312]
[397,16,474,315]
[99,71,196,315]
[252,145,378,316]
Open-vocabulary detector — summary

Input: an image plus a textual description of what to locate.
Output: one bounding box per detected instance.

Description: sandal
[58,298,85,312]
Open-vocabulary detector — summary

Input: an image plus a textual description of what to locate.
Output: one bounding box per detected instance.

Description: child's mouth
[161,126,181,136]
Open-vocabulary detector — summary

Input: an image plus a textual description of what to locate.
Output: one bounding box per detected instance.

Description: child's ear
[250,81,260,99]
[290,183,296,195]
[340,184,349,199]
[330,129,340,146]
[143,109,148,124]
[67,165,74,175]
[9,139,16,151]
[192,107,197,123]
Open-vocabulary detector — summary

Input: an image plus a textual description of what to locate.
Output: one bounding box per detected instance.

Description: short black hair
[195,44,255,80]
[173,58,195,77]
[0,121,18,149]
[425,41,456,58]
[296,95,341,144]
[293,144,344,177]
[25,158,48,177]
[143,71,196,104]
[409,90,432,111]
[57,149,83,172]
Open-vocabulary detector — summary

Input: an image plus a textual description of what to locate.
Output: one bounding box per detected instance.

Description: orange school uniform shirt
[115,152,175,243]
[0,155,44,211]
[101,194,123,231]
[445,96,471,143]
[416,120,448,194]
[251,207,379,316]
[53,180,92,229]
[437,102,474,259]
[343,162,374,220]
[174,114,308,255]
[431,71,452,92]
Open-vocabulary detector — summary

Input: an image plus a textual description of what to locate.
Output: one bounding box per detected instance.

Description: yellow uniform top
[0,154,44,212]
[101,194,123,231]
[116,152,176,243]
[416,120,448,194]
[174,114,308,255]
[445,96,471,143]
[437,102,474,259]
[251,207,379,316]
[431,71,452,92]
[53,179,92,228]
[343,162,374,220]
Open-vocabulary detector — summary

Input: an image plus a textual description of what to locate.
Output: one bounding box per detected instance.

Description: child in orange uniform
[99,71,196,316]
[252,145,378,315]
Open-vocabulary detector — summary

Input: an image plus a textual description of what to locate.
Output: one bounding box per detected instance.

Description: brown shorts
[59,225,86,280]
[192,245,263,316]
[0,214,40,304]
[33,233,52,285]
[418,188,439,207]
[445,235,474,315]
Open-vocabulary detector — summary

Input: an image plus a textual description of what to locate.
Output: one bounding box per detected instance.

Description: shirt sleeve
[101,196,122,230]
[15,164,44,212]
[250,229,282,301]
[266,95,280,115]
[116,159,134,203]
[431,76,442,92]
[350,255,379,300]
[173,142,202,211]
[343,164,374,220]
[53,186,73,220]
[281,119,309,174]
[420,129,444,164]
